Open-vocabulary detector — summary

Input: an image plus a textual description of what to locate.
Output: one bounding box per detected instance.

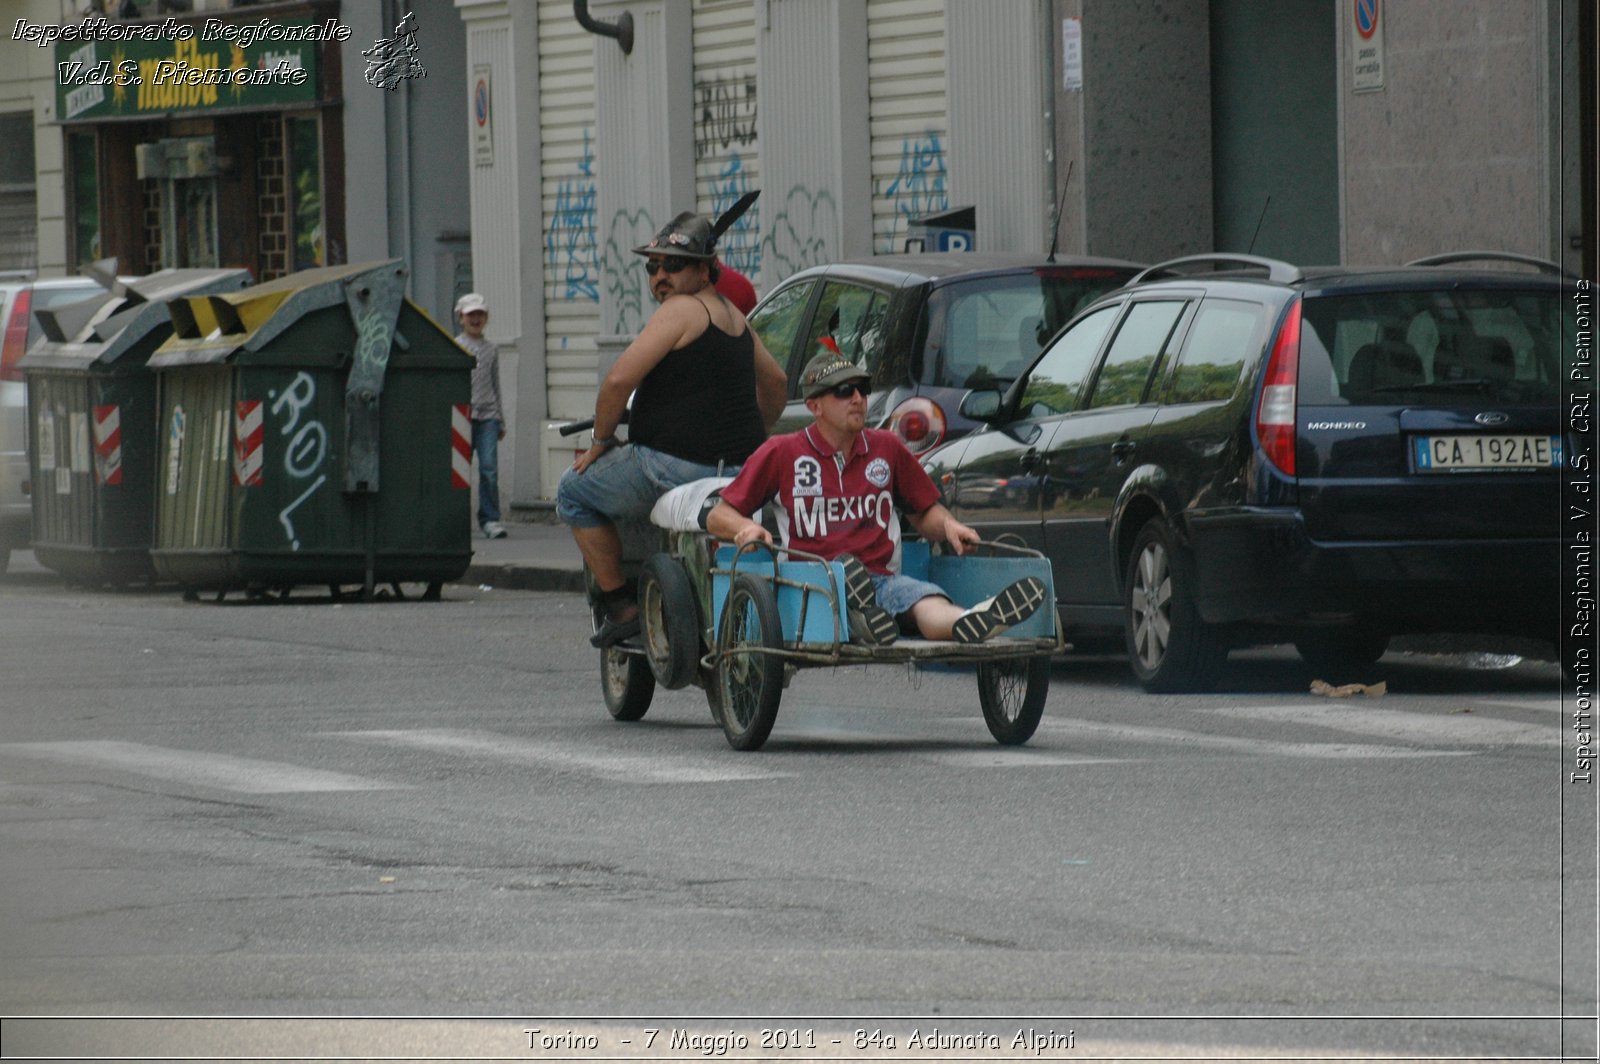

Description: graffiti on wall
[761,186,839,279]
[695,73,757,161]
[547,128,600,303]
[602,207,656,336]
[878,131,948,254]
[709,154,760,279]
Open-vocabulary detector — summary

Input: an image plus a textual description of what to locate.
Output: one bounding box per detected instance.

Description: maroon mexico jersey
[719,426,942,575]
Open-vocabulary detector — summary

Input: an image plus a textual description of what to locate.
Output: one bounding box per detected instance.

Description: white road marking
[327,729,792,783]
[1198,702,1558,747]
[1036,718,1474,759]
[0,741,396,793]
[1478,697,1565,715]
[919,750,1134,768]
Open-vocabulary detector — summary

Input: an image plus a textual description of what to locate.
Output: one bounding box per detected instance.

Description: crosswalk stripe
[1198,703,1557,747]
[327,729,792,783]
[1479,697,1565,715]
[919,750,1132,768]
[0,741,396,793]
[1036,718,1474,759]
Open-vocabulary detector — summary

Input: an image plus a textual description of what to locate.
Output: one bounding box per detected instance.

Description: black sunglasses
[827,381,871,400]
[643,256,694,276]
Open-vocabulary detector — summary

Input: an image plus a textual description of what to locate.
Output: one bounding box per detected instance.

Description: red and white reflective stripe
[93,404,122,486]
[233,400,264,486]
[450,404,472,489]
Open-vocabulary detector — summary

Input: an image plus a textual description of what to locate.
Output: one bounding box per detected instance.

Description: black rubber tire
[715,572,785,751]
[640,553,700,690]
[1124,518,1227,693]
[977,654,1051,745]
[1294,626,1390,676]
[701,668,724,722]
[600,646,655,721]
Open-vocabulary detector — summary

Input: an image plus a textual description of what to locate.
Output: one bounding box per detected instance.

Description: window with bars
[0,113,37,271]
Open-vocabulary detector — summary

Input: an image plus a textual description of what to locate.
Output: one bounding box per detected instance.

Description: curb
[460,562,586,594]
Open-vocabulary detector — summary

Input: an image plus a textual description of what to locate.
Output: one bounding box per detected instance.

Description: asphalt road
[0,571,1594,1062]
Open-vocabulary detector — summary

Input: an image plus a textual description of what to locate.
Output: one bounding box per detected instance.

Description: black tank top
[629,315,766,466]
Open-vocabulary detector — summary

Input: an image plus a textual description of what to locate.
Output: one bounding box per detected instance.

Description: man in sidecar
[704,352,1047,646]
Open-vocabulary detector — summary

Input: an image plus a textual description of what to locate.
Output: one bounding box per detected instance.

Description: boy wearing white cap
[455,293,507,539]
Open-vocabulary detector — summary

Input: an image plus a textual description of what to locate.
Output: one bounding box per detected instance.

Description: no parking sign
[1352,0,1385,92]
[473,64,494,166]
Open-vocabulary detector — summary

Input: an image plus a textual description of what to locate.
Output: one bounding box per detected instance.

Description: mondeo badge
[1474,412,1510,426]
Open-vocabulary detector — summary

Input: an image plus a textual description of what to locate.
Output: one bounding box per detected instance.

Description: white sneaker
[952,576,1047,644]
[482,521,508,539]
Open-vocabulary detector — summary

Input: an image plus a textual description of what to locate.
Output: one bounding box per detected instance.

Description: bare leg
[906,595,962,640]
[570,522,624,589]
[570,523,637,620]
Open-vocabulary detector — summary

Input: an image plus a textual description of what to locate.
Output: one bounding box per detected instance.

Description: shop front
[53,2,347,283]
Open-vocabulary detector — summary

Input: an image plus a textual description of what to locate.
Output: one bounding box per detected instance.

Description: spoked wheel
[977,654,1051,745]
[600,644,655,720]
[1125,519,1226,693]
[715,572,785,751]
[640,553,700,690]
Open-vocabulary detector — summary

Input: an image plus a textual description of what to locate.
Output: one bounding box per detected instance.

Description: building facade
[5,0,1593,508]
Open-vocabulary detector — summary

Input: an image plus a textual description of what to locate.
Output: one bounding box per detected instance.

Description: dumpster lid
[18,266,253,371]
[149,260,410,368]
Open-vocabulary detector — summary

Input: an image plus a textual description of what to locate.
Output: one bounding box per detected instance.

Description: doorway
[162,177,219,269]
[1210,0,1339,264]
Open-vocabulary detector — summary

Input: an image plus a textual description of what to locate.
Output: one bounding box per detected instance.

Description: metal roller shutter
[540,0,602,422]
[692,0,761,282]
[867,0,948,255]
[0,191,36,271]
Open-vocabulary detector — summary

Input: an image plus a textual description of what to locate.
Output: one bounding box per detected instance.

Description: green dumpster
[146,260,474,599]
[19,265,252,586]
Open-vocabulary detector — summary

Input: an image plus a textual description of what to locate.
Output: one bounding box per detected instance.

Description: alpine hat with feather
[632,191,760,260]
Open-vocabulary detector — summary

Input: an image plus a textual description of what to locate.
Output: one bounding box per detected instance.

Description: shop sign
[55,20,324,120]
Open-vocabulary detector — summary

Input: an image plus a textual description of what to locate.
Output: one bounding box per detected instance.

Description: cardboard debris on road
[1310,679,1388,698]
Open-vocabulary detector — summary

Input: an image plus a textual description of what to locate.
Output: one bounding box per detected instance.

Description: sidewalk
[4,505,588,594]
[462,503,585,593]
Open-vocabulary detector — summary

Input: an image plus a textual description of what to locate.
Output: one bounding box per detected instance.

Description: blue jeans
[472,418,502,527]
[556,443,733,529]
[871,572,951,618]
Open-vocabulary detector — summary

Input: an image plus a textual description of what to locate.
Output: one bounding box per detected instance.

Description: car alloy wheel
[1129,538,1172,673]
[1123,518,1226,693]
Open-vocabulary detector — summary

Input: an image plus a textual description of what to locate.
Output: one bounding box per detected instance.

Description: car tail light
[1,289,31,382]
[1255,298,1301,477]
[888,396,947,455]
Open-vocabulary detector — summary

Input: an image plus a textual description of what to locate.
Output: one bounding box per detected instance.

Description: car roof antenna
[1246,195,1272,255]
[1046,160,1073,263]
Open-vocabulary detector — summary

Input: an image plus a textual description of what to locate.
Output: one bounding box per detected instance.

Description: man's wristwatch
[593,434,616,447]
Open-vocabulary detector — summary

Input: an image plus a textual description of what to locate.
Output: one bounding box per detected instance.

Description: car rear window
[24,282,104,344]
[923,269,1128,390]
[1298,287,1568,406]
[1164,298,1262,404]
